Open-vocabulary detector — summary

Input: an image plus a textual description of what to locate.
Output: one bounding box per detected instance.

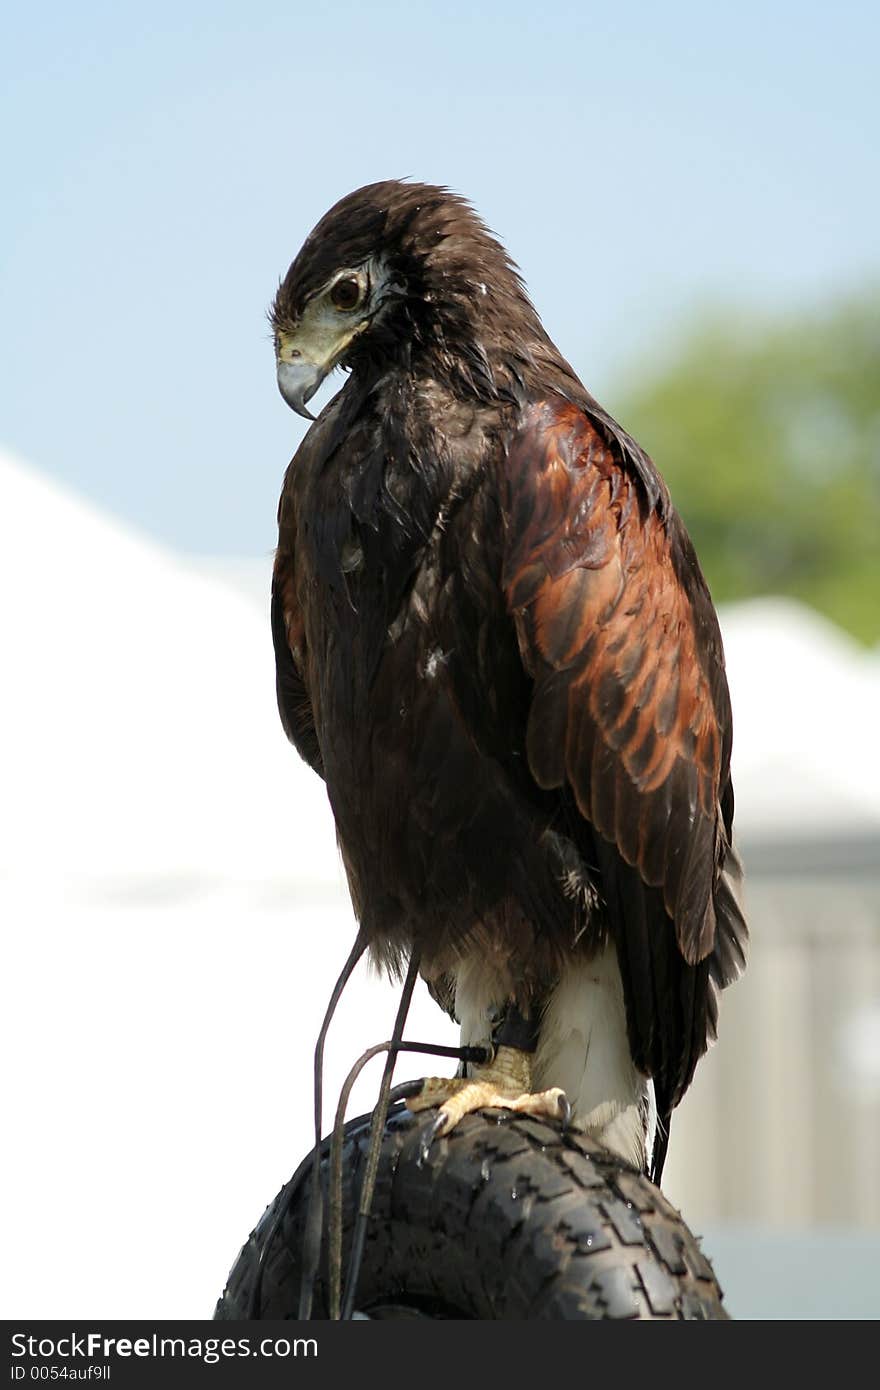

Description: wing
[500,395,747,1162]
[272,467,324,777]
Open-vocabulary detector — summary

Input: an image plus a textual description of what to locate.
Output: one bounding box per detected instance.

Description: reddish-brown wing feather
[502,397,732,968]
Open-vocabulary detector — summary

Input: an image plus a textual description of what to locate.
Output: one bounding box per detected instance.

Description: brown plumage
[270,180,747,1180]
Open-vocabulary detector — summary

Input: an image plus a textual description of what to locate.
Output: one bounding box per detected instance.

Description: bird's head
[270,180,544,418]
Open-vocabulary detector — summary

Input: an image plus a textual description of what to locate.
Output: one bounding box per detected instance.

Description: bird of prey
[270,180,747,1183]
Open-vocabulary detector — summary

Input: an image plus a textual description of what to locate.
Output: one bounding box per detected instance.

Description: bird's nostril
[289,348,302,359]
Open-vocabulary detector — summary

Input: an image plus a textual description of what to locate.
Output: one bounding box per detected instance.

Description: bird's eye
[330,276,363,311]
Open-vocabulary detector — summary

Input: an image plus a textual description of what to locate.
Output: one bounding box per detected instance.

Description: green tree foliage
[612,296,880,643]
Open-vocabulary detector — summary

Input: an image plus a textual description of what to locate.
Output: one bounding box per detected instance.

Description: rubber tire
[215,1105,728,1320]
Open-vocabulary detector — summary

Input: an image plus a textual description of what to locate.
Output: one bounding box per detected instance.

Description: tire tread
[215,1108,727,1321]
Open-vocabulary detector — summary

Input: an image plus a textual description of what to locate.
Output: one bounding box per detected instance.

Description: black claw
[396,1078,424,1102]
[557,1093,572,1132]
[429,1111,449,1144]
[418,1112,449,1166]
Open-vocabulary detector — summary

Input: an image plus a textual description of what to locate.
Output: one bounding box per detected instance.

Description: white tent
[721,597,880,840]
[0,448,344,887]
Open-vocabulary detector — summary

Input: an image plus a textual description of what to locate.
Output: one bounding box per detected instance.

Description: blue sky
[1,0,877,554]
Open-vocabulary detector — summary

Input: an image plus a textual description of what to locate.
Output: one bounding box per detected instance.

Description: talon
[557,1093,572,1131]
[418,1112,449,1165]
[429,1111,449,1143]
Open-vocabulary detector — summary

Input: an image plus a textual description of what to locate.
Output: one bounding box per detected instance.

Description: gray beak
[276,359,323,421]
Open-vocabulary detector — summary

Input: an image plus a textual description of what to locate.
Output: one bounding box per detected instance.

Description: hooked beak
[276,357,322,421]
[275,309,371,424]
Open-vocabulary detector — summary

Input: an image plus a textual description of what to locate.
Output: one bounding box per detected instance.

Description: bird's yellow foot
[405,1044,570,1143]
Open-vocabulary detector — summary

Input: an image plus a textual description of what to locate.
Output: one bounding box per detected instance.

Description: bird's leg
[405,1003,570,1141]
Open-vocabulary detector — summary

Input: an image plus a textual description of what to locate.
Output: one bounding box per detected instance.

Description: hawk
[270,181,747,1182]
